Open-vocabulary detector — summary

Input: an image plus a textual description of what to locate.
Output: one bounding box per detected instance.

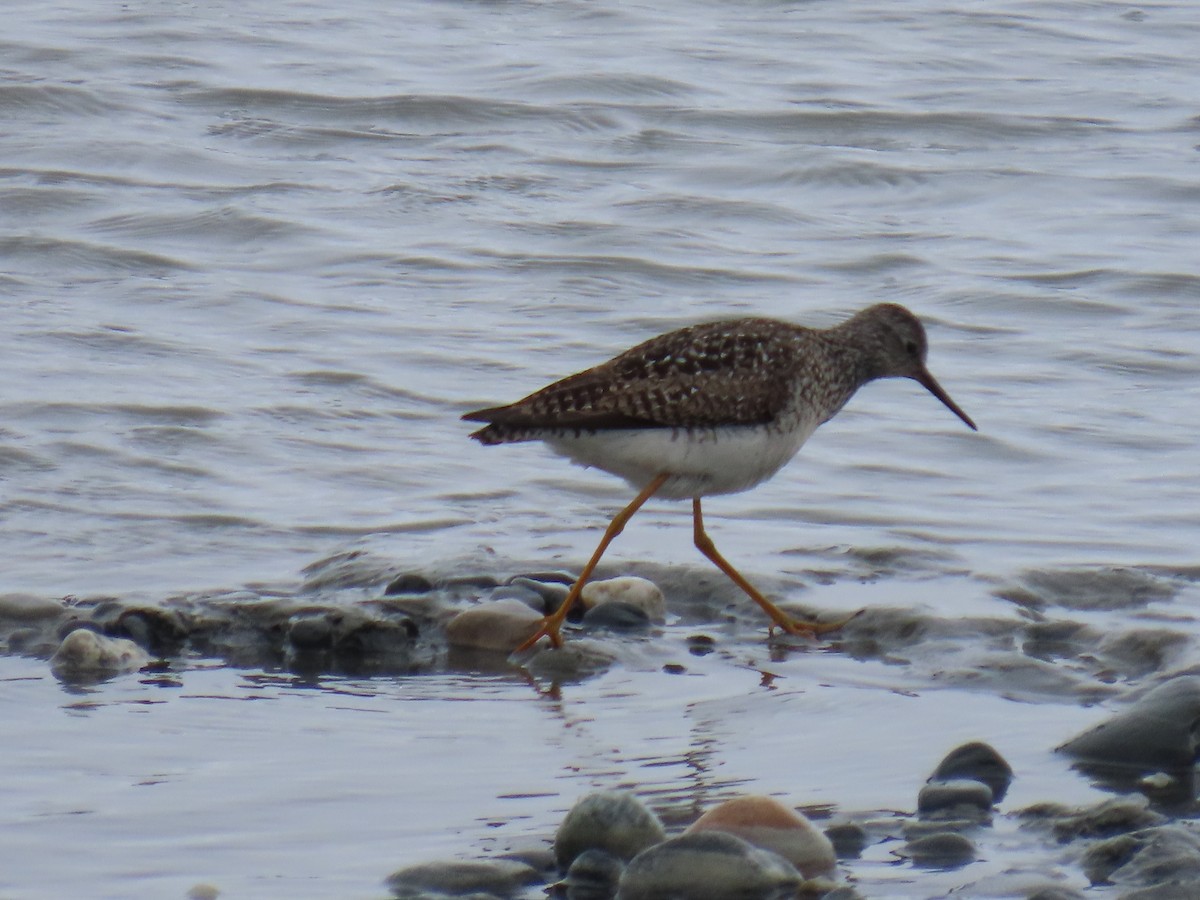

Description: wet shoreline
[5,554,1200,897]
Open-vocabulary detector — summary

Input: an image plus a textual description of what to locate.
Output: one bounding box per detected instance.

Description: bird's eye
[904,340,919,356]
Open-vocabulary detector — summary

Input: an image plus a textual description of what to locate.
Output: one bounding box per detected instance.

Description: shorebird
[464,303,976,651]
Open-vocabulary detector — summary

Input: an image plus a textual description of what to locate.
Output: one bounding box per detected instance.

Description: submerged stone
[617,831,801,900]
[896,831,976,868]
[555,791,666,870]
[384,858,541,897]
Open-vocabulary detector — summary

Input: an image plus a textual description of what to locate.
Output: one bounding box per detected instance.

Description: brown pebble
[685,795,835,878]
[445,599,544,651]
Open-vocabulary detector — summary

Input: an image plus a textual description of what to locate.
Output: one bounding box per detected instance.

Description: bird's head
[850,303,977,431]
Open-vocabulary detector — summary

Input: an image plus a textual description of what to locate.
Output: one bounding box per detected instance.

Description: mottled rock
[555,791,667,870]
[928,741,1013,802]
[685,795,836,878]
[1059,677,1200,771]
[580,577,666,622]
[384,858,541,897]
[185,885,220,900]
[617,831,801,900]
[446,599,543,651]
[50,628,149,678]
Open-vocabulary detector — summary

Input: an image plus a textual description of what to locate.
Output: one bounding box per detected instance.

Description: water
[3,0,1200,896]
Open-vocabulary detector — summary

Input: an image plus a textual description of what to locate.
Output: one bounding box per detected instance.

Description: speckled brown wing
[464,318,804,444]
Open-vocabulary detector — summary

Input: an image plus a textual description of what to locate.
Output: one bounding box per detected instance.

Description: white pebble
[580,577,665,622]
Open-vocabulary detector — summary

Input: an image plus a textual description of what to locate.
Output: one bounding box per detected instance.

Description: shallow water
[2,0,1200,897]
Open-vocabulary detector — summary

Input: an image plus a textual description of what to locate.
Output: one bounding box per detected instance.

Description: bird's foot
[770,607,864,640]
[513,617,566,654]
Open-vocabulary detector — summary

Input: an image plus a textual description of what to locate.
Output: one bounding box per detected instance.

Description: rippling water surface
[3,0,1199,897]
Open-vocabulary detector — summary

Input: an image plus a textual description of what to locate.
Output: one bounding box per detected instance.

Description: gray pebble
[555,791,666,870]
[617,831,801,900]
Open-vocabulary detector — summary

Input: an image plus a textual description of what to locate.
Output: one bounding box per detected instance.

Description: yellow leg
[514,473,670,653]
[691,498,856,638]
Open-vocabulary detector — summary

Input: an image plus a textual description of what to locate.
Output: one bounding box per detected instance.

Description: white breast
[544,417,819,500]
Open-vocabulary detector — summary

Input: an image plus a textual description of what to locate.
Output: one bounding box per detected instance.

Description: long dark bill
[916,369,977,431]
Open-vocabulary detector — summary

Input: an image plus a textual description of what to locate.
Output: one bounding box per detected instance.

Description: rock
[555,791,666,870]
[617,831,802,900]
[287,612,334,649]
[445,599,543,651]
[384,858,541,897]
[185,885,220,900]
[112,606,189,655]
[508,577,571,615]
[896,831,976,868]
[1119,883,1200,900]
[1019,796,1165,843]
[928,741,1014,801]
[1025,888,1087,900]
[50,629,149,678]
[523,640,618,680]
[582,601,651,632]
[824,821,868,859]
[580,577,666,622]
[556,848,624,900]
[917,779,994,818]
[0,593,64,622]
[685,795,835,878]
[1059,676,1200,771]
[384,573,434,595]
[1082,824,1200,887]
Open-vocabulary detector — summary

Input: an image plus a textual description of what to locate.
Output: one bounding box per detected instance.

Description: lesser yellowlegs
[464,303,976,650]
